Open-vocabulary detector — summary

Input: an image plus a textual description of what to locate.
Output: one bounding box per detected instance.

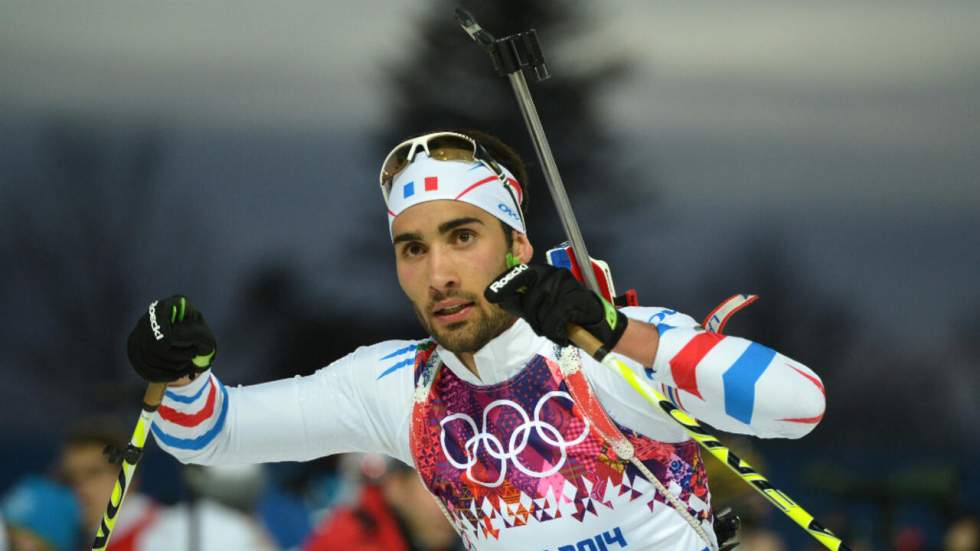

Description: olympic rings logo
[497,202,520,221]
[439,391,590,488]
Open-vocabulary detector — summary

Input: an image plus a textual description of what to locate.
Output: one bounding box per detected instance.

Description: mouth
[432,301,476,325]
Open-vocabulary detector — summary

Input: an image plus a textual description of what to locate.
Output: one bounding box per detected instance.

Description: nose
[427,244,459,295]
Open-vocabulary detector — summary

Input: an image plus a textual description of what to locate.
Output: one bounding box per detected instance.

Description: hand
[127,295,216,383]
[484,263,627,350]
[714,507,740,551]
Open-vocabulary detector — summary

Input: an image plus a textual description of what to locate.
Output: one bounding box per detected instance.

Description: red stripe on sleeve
[158,379,217,427]
[669,332,725,400]
[790,365,825,395]
[780,413,824,424]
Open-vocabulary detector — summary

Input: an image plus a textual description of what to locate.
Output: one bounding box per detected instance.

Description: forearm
[151,363,382,465]
[610,319,659,368]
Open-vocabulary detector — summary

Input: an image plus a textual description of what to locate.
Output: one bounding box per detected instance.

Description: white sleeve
[149,340,420,466]
[587,306,826,441]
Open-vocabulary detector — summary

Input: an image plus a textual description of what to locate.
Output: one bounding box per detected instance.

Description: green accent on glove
[601,296,618,330]
[170,297,187,324]
[506,251,520,268]
[192,349,215,368]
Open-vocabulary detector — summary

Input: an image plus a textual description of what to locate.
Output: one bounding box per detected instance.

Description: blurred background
[1,0,977,549]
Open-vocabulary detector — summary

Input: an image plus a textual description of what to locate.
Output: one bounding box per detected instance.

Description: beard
[412,292,518,354]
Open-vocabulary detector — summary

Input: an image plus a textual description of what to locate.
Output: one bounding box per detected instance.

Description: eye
[402,242,426,258]
[455,229,476,244]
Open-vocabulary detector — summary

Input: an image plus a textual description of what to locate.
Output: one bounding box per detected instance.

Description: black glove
[127,295,216,383]
[714,507,741,551]
[484,263,627,350]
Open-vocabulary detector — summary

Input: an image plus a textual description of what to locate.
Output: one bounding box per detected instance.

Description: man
[127,130,826,550]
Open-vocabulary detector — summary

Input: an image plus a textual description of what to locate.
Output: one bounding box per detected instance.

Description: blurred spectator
[256,458,351,549]
[60,416,275,551]
[944,512,979,551]
[738,529,785,551]
[893,526,926,551]
[303,454,459,551]
[702,436,787,550]
[1,475,80,551]
[137,464,278,551]
[58,418,159,550]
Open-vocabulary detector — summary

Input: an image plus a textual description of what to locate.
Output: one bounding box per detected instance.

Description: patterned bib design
[409,350,712,548]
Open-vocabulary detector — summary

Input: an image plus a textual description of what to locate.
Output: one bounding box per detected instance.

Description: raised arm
[127,295,416,466]
[150,343,413,465]
[614,307,826,439]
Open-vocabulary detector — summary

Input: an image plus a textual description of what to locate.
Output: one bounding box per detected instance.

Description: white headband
[385,154,526,238]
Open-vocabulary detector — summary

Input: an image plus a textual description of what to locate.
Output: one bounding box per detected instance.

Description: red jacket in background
[303,486,410,551]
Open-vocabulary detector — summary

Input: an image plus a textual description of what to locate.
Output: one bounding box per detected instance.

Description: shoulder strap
[555,346,635,460]
[556,346,717,549]
[410,340,439,404]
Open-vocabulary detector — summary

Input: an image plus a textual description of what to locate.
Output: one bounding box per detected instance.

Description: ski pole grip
[142,382,167,412]
[567,323,608,362]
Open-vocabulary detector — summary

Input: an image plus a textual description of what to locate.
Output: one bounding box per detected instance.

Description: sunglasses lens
[427,134,476,156]
[381,143,415,196]
[380,134,480,196]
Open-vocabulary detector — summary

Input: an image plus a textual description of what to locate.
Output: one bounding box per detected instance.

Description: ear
[512,232,534,264]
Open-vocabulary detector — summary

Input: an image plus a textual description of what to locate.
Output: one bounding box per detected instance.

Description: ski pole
[457,9,850,550]
[90,382,166,551]
[568,325,851,551]
[456,8,602,295]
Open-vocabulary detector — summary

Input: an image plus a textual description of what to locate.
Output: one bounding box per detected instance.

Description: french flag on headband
[386,155,526,236]
[402,176,439,198]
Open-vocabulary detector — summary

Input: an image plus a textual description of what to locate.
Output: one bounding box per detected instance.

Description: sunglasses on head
[379,132,523,223]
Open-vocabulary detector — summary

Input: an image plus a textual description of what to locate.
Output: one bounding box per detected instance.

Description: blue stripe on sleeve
[646,309,677,325]
[152,380,229,450]
[376,357,415,380]
[164,376,212,404]
[722,343,777,424]
[380,343,416,360]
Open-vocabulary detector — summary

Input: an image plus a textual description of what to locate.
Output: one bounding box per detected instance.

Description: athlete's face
[392,200,532,354]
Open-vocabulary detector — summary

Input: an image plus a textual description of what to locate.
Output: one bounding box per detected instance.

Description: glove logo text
[148,300,164,341]
[489,263,528,294]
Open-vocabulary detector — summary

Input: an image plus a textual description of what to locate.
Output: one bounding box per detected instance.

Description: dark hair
[460,129,527,249]
[63,417,128,450]
[460,129,530,213]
